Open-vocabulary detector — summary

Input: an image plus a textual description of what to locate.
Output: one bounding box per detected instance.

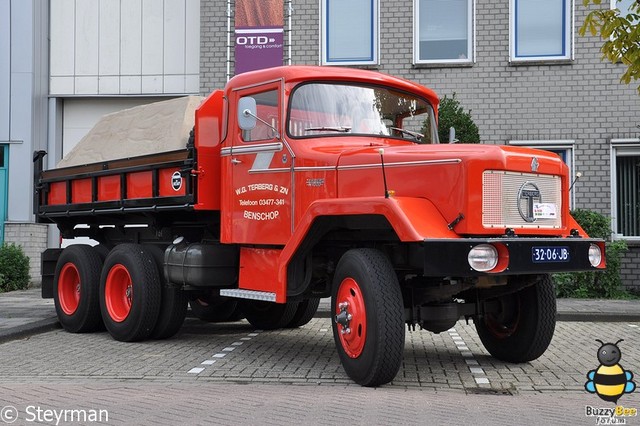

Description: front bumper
[423,237,605,277]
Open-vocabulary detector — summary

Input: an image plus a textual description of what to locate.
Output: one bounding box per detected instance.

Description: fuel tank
[164,237,239,287]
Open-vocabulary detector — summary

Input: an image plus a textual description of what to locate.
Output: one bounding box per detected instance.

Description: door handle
[231,158,242,165]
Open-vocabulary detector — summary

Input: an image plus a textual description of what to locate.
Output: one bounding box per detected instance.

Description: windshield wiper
[305,126,351,133]
[389,127,424,142]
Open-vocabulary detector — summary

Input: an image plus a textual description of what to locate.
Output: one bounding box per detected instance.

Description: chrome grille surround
[482,171,562,229]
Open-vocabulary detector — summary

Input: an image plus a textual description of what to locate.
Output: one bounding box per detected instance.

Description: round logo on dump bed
[171,171,183,191]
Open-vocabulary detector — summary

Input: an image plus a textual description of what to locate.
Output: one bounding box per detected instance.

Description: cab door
[223,82,293,245]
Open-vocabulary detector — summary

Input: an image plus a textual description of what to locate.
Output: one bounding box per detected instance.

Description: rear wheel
[285,298,320,328]
[239,299,299,330]
[189,294,240,322]
[53,245,103,333]
[331,248,404,387]
[99,244,161,342]
[144,245,188,340]
[474,274,556,363]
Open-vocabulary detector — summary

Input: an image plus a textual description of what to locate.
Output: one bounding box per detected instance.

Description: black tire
[474,274,556,363]
[285,298,320,328]
[93,244,110,261]
[227,305,245,322]
[99,244,161,342]
[144,245,188,340]
[189,295,239,322]
[239,299,299,330]
[53,245,104,333]
[331,248,405,387]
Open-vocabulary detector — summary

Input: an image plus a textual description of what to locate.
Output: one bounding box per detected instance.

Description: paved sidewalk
[0,288,58,343]
[1,288,639,343]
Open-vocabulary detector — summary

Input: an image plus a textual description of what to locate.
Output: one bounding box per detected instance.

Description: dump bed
[34,148,196,222]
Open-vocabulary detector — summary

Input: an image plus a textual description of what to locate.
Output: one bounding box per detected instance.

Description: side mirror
[238,97,257,130]
[449,126,459,143]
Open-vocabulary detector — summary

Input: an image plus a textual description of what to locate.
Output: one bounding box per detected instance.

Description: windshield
[288,83,438,144]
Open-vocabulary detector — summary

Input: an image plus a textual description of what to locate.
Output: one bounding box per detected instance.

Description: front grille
[482,171,562,229]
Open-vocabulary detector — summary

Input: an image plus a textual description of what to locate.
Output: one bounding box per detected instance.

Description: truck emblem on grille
[531,157,539,172]
[518,181,541,222]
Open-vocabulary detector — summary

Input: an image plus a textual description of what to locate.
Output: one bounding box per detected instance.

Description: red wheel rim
[58,263,81,315]
[105,264,133,322]
[335,277,367,358]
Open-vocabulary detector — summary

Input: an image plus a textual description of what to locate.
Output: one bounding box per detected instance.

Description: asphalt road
[1,317,640,425]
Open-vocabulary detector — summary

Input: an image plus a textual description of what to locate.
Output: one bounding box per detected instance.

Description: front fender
[277,196,458,298]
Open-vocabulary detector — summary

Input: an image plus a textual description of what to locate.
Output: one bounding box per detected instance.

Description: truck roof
[225,66,440,108]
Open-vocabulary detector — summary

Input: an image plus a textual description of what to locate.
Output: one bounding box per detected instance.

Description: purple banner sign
[235,0,284,75]
[235,27,284,75]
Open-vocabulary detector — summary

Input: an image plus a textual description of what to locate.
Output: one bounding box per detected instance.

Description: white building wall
[0,1,9,143]
[8,0,34,222]
[50,0,201,96]
[0,0,49,284]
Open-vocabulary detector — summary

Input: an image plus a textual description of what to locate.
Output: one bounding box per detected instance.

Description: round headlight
[468,244,498,272]
[588,244,602,267]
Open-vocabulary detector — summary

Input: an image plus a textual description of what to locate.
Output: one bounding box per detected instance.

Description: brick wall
[620,244,640,289]
[4,223,48,286]
[200,0,640,289]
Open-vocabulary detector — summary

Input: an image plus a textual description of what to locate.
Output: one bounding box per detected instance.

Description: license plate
[532,246,570,263]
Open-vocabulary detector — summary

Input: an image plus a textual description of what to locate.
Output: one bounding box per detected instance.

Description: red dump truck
[35,66,605,386]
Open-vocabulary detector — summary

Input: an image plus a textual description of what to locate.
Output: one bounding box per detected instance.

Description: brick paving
[1,318,639,392]
[1,289,640,424]
[0,319,639,424]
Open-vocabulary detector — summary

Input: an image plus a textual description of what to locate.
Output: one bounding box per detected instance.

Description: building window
[321,0,378,65]
[611,140,640,238]
[414,0,474,64]
[509,140,575,207]
[510,0,572,62]
[612,0,636,15]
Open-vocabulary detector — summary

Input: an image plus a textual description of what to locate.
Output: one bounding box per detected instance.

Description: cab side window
[242,90,279,142]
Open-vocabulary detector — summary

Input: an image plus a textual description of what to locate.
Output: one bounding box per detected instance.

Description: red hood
[336,143,568,235]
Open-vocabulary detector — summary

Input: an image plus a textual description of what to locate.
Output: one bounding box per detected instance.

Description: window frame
[320,0,379,66]
[610,138,640,240]
[509,0,574,63]
[413,0,475,65]
[508,139,576,208]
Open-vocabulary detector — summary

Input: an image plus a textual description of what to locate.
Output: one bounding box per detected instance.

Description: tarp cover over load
[57,96,204,168]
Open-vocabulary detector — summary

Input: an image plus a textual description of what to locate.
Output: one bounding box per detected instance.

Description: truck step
[219,289,276,302]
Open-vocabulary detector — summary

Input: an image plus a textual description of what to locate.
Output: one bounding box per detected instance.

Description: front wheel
[331,248,404,387]
[474,274,556,363]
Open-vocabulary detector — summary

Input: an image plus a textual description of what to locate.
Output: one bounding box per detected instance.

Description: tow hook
[335,301,353,335]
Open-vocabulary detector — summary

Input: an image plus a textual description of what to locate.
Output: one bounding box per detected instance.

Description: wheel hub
[335,302,354,334]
